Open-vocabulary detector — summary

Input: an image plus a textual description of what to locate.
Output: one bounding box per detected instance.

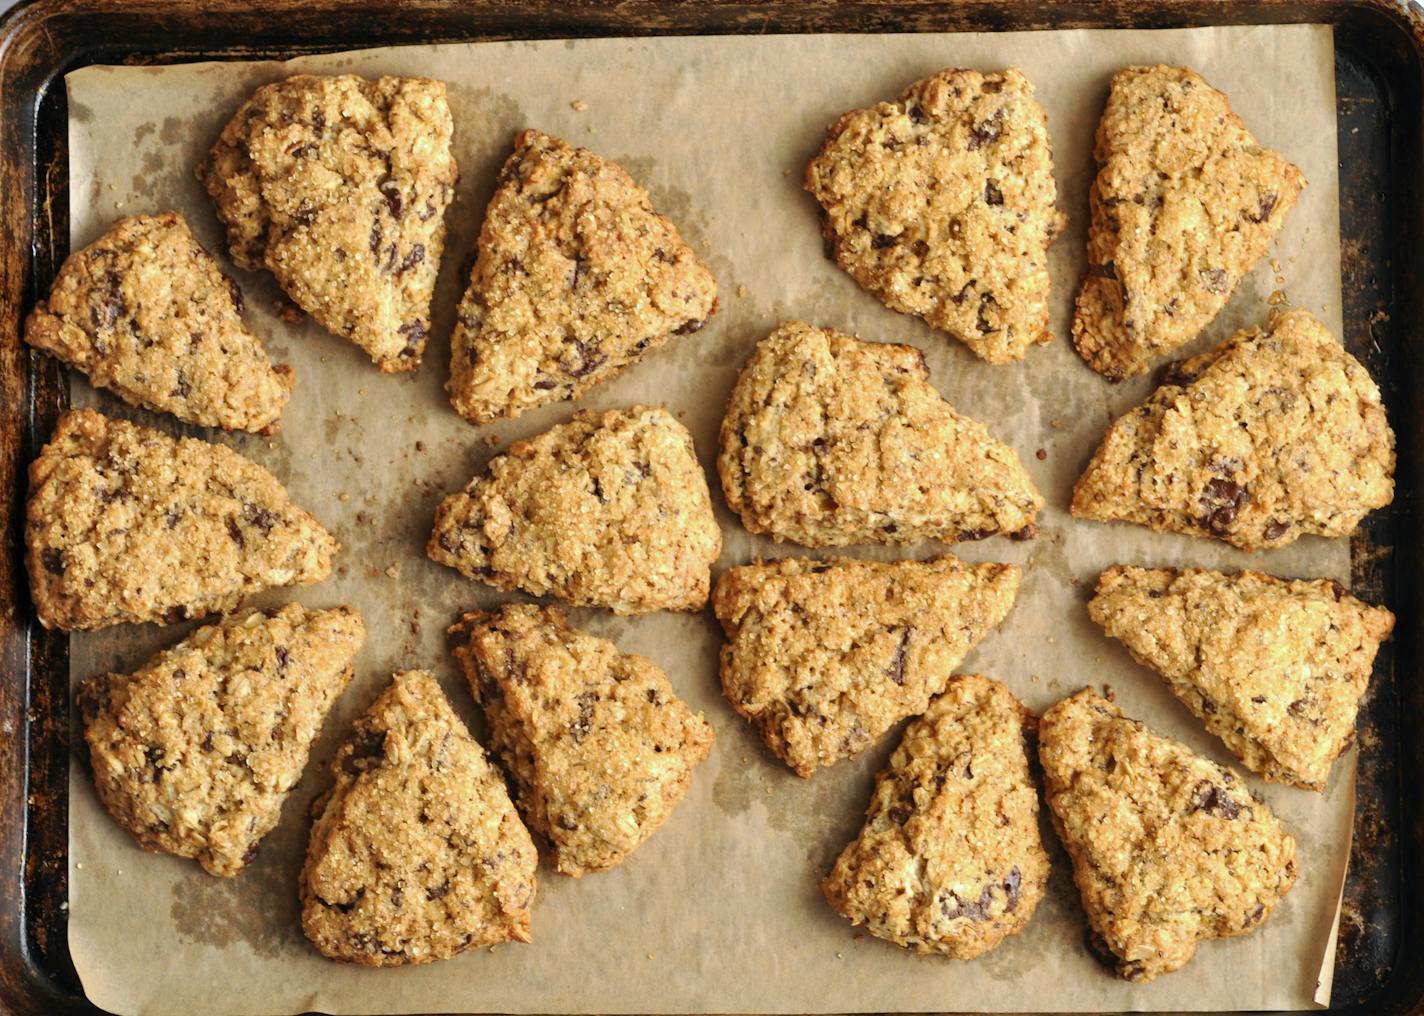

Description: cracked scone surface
[1039,689,1298,982]
[24,213,293,433]
[1073,65,1305,379]
[822,675,1048,958]
[448,129,718,424]
[78,603,364,877]
[713,555,1020,777]
[300,670,537,966]
[1072,310,1394,551]
[428,405,721,614]
[719,320,1042,546]
[26,409,338,630]
[449,604,714,876]
[199,74,456,372]
[805,67,1064,364]
[1090,566,1394,791]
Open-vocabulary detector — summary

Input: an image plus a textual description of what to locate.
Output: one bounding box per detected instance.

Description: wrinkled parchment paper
[63,25,1350,1016]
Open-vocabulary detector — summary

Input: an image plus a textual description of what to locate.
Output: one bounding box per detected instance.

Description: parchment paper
[63,25,1350,1016]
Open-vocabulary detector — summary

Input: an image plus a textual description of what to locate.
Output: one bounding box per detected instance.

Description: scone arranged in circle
[24,213,293,433]
[199,74,457,372]
[713,555,1020,777]
[301,670,537,966]
[719,321,1042,546]
[1073,66,1305,379]
[806,67,1064,364]
[448,129,718,425]
[822,675,1048,958]
[1072,310,1394,551]
[428,405,721,615]
[26,409,338,630]
[1039,688,1298,982]
[449,604,714,877]
[1089,566,1394,791]
[78,603,364,876]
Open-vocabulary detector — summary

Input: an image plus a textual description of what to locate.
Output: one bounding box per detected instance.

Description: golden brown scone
[26,409,338,630]
[1089,566,1394,791]
[1071,310,1394,551]
[806,67,1064,364]
[199,74,456,372]
[822,675,1048,958]
[300,671,537,966]
[448,129,718,425]
[718,320,1042,546]
[24,213,293,433]
[713,555,1020,777]
[78,604,364,876]
[449,604,714,876]
[1039,688,1298,982]
[1073,66,1305,379]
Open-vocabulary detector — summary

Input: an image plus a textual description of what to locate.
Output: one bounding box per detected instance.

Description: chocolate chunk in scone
[1073,66,1306,379]
[806,68,1065,364]
[447,129,718,425]
[718,320,1042,547]
[1071,310,1394,551]
[26,409,338,630]
[79,603,364,876]
[822,675,1048,958]
[24,213,294,434]
[1039,688,1298,982]
[199,74,456,372]
[300,670,537,966]
[449,604,714,876]
[713,555,1020,777]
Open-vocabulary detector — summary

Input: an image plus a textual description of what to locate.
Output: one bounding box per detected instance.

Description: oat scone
[449,604,714,876]
[1089,566,1394,791]
[24,213,293,433]
[1072,66,1306,379]
[199,74,456,372]
[78,603,364,876]
[805,68,1064,364]
[1072,310,1394,551]
[713,555,1020,777]
[1039,689,1298,982]
[821,675,1048,958]
[26,409,338,630]
[428,405,721,614]
[300,670,537,966]
[719,321,1042,546]
[448,130,718,425]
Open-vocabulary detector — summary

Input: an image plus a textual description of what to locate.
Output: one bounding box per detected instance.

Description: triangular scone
[805,68,1064,364]
[79,603,364,876]
[1073,66,1306,379]
[26,409,338,630]
[1072,311,1394,551]
[300,671,537,966]
[199,74,456,372]
[713,555,1020,777]
[1039,689,1298,982]
[448,130,718,424]
[1089,566,1394,791]
[428,405,721,614]
[449,604,714,876]
[719,321,1043,546]
[822,675,1048,958]
[24,213,293,433]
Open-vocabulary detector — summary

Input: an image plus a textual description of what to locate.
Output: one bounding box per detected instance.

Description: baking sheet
[61,24,1351,1016]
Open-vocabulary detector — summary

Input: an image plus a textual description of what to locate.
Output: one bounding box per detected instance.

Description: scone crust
[821,675,1048,958]
[806,67,1064,364]
[449,604,714,876]
[448,129,718,424]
